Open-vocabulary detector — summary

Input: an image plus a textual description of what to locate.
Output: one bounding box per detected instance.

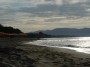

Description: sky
[0,0,90,32]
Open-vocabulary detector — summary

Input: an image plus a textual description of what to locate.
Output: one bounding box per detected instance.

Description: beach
[0,0,90,67]
[16,44,90,67]
[0,37,90,67]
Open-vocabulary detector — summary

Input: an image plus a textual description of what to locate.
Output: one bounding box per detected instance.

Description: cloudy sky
[0,0,90,32]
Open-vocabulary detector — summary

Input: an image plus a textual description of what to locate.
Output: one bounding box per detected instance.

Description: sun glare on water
[26,37,90,54]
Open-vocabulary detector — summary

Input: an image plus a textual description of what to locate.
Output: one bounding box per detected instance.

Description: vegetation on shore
[0,24,27,37]
[0,24,22,34]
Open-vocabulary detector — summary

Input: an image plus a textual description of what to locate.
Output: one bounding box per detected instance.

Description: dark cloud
[19,4,57,13]
[14,2,88,17]
[0,1,89,25]
[59,3,87,16]
[0,1,89,17]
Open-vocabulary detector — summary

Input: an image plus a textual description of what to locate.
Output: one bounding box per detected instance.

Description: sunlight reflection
[26,37,90,54]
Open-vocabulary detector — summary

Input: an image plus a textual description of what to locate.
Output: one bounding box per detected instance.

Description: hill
[30,28,90,37]
[27,32,52,38]
[0,24,22,34]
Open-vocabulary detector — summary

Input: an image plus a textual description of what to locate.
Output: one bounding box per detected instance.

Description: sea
[26,37,90,54]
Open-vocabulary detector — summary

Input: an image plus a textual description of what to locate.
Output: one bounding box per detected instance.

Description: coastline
[17,44,90,67]
[0,38,90,67]
[48,46,90,58]
[22,43,90,58]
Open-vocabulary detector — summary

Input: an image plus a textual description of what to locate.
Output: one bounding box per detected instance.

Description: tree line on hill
[0,24,22,34]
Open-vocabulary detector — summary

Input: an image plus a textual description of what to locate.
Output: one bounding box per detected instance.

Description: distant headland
[0,24,25,37]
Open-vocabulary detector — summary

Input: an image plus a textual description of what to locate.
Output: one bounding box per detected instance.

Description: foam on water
[26,37,90,54]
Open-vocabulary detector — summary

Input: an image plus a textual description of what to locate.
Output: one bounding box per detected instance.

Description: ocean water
[26,37,90,54]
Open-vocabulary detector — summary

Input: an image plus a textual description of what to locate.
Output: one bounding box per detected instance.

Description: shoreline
[47,46,90,58]
[24,43,90,58]
[1,43,90,67]
[16,44,90,67]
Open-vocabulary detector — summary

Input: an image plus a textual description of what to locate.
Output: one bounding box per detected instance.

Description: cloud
[0,0,89,17]
[0,0,90,32]
[16,2,88,17]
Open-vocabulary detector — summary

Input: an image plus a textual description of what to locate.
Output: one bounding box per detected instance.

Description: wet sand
[17,44,90,67]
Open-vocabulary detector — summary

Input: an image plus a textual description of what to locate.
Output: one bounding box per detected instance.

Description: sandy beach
[16,44,90,67]
[0,37,90,67]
